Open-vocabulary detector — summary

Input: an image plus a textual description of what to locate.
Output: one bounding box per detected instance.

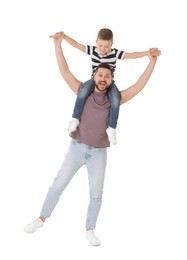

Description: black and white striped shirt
[86,45,125,76]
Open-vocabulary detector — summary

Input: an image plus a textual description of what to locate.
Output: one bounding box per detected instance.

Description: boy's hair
[97,28,113,41]
[95,63,114,78]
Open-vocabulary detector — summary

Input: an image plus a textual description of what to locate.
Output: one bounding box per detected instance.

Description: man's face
[94,68,113,92]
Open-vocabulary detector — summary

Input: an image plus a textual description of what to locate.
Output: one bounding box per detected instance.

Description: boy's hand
[49,31,65,39]
[150,48,161,57]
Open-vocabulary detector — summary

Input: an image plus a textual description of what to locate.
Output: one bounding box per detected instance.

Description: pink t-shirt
[71,91,111,148]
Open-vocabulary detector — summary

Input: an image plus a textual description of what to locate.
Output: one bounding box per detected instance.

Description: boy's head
[96,28,113,56]
[97,28,113,41]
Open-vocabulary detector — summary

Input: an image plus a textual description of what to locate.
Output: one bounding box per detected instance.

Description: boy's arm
[63,33,86,52]
[124,48,161,59]
[120,53,159,104]
[50,31,86,52]
[52,32,82,94]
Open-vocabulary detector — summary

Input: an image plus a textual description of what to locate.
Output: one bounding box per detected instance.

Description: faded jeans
[40,139,107,229]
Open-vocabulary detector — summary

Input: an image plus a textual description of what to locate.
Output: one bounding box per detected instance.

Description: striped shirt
[86,45,125,76]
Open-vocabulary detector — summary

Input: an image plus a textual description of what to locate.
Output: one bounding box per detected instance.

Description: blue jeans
[72,79,120,129]
[40,139,107,229]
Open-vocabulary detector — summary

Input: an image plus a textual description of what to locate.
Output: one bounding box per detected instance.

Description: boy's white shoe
[67,118,80,132]
[106,127,117,145]
[86,229,101,246]
[24,218,44,234]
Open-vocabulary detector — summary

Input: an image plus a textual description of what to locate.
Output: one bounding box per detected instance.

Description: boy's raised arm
[63,33,86,52]
[124,48,161,59]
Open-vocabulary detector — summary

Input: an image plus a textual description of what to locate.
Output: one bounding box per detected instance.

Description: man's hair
[97,28,113,41]
[95,63,114,78]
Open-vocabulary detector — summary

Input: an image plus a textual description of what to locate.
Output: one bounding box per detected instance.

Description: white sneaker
[106,127,117,145]
[67,118,80,132]
[24,218,44,234]
[86,229,101,246]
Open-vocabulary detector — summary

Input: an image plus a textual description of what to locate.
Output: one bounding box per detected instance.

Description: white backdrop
[0,0,186,259]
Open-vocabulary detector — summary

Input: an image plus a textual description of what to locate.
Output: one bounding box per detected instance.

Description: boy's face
[96,39,113,56]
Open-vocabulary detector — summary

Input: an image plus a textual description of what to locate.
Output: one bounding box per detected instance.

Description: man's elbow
[59,68,69,79]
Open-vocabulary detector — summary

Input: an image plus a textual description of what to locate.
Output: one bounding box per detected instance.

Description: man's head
[96,28,113,56]
[93,63,114,92]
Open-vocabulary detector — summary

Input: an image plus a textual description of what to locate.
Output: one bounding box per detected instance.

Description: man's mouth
[99,81,107,86]
[96,82,108,91]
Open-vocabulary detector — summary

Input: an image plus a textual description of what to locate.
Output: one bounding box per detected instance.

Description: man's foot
[24,218,44,234]
[106,127,117,145]
[67,118,80,132]
[86,229,101,246]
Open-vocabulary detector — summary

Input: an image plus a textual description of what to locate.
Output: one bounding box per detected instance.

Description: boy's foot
[86,229,101,246]
[106,127,117,145]
[24,218,44,234]
[67,118,80,132]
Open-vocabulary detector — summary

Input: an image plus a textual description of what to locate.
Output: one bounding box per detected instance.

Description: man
[59,28,155,145]
[24,32,160,246]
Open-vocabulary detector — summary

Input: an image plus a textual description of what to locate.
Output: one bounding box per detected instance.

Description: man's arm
[52,33,82,94]
[120,53,159,104]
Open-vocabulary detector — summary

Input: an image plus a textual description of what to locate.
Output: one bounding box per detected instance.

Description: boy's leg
[72,79,95,119]
[68,79,94,132]
[107,82,121,129]
[106,82,120,145]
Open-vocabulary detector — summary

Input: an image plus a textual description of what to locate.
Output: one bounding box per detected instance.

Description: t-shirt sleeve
[85,45,95,56]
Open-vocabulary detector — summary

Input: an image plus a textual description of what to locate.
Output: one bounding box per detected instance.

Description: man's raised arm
[51,32,82,94]
[120,51,160,105]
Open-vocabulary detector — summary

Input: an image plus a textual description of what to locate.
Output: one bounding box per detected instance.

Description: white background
[0,0,186,259]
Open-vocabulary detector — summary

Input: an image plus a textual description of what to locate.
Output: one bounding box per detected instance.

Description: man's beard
[95,81,110,92]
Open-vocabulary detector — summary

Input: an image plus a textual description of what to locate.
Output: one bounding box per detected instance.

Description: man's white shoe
[106,127,117,145]
[24,218,44,234]
[86,229,101,246]
[67,118,80,132]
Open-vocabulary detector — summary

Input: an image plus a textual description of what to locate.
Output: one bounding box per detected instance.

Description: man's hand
[150,48,161,57]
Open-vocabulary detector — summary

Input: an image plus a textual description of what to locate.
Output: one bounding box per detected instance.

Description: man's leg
[24,140,85,233]
[85,147,107,245]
